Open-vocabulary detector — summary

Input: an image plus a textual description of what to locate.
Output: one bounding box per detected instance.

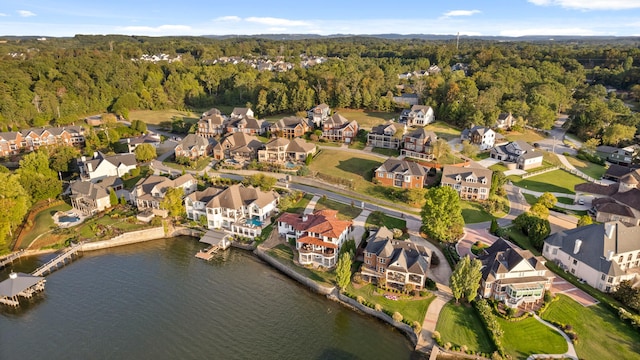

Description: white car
[578,198,585,205]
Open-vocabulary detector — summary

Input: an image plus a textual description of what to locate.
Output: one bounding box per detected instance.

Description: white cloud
[118,24,192,33]
[245,17,310,27]
[442,10,481,17]
[500,27,598,37]
[267,27,287,32]
[0,13,8,17]
[528,0,640,10]
[214,16,241,22]
[17,10,36,17]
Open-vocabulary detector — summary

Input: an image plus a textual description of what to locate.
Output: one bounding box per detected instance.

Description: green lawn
[425,121,462,141]
[286,193,313,214]
[333,109,399,130]
[542,295,640,360]
[261,112,296,123]
[122,166,150,190]
[346,283,434,324]
[129,109,200,125]
[522,193,574,206]
[504,129,545,143]
[460,201,494,224]
[435,302,495,354]
[266,244,336,286]
[498,317,567,359]
[510,170,586,194]
[504,227,541,256]
[309,149,383,192]
[371,147,399,157]
[19,203,72,248]
[77,208,150,240]
[314,197,362,220]
[365,211,407,230]
[565,156,606,179]
[489,163,510,173]
[162,157,211,172]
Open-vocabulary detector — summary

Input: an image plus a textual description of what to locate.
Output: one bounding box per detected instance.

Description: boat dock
[31,242,84,277]
[0,249,25,270]
[0,272,46,307]
[195,230,231,261]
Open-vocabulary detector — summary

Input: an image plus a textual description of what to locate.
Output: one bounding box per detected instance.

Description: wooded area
[1,35,639,144]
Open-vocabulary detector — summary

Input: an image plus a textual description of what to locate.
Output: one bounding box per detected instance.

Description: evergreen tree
[109,188,118,207]
[335,252,352,290]
[421,186,465,242]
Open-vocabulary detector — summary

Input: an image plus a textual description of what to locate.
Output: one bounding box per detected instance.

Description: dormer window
[455,175,461,182]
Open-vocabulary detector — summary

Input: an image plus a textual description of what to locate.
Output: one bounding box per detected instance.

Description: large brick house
[361,226,431,290]
[213,132,264,162]
[367,120,404,149]
[321,113,358,144]
[440,165,492,201]
[270,116,310,139]
[374,158,428,189]
[277,209,352,268]
[0,126,85,157]
[196,108,228,137]
[401,128,438,161]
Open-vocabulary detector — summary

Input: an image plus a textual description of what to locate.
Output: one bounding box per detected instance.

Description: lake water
[0,237,417,359]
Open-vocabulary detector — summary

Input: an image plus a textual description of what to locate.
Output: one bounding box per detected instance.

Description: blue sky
[1,0,640,37]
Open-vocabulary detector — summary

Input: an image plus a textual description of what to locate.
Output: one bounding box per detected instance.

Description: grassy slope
[365,212,406,230]
[129,109,199,125]
[497,317,567,359]
[460,201,494,224]
[309,149,383,192]
[435,302,495,354]
[510,170,585,194]
[266,244,335,286]
[20,203,72,248]
[346,283,433,324]
[542,295,640,360]
[314,197,362,220]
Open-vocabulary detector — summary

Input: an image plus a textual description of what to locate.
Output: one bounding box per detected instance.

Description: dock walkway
[32,242,84,277]
[0,250,25,270]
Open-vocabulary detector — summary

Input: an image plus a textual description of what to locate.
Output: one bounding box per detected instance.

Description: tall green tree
[50,145,81,173]
[0,173,30,254]
[577,215,593,227]
[109,188,118,207]
[134,143,157,162]
[450,256,482,303]
[335,252,353,290]
[536,192,557,209]
[160,187,185,218]
[17,150,61,202]
[602,123,636,146]
[421,186,465,242]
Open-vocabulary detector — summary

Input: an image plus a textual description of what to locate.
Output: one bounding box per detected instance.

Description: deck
[194,230,231,261]
[32,242,84,277]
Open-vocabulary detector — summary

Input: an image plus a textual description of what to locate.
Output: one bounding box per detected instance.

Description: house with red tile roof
[277,209,353,268]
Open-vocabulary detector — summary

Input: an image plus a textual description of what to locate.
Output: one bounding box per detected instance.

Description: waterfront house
[132,174,197,216]
[196,108,228,138]
[440,165,492,201]
[495,112,516,129]
[270,116,311,139]
[321,113,358,144]
[69,176,124,215]
[213,132,264,162]
[77,152,137,182]
[400,128,438,161]
[544,221,640,293]
[478,238,553,308]
[374,158,428,189]
[399,105,435,127]
[367,120,404,149]
[174,134,214,160]
[361,226,431,290]
[490,140,543,170]
[460,126,495,150]
[277,209,352,268]
[308,103,331,127]
[185,184,279,239]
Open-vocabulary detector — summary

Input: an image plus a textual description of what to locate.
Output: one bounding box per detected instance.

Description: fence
[520,166,559,179]
[559,165,605,185]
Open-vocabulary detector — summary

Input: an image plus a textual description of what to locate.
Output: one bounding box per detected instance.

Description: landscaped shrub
[425,278,437,291]
[430,253,440,267]
[473,299,505,356]
[356,295,365,304]
[443,342,451,350]
[374,303,382,312]
[392,312,403,322]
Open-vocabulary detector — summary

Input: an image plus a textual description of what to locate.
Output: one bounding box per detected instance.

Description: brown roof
[297,236,338,249]
[278,209,352,239]
[575,183,618,196]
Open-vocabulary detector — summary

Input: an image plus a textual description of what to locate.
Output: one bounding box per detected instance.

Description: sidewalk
[416,287,453,353]
[528,314,578,360]
[304,195,320,214]
[516,187,590,211]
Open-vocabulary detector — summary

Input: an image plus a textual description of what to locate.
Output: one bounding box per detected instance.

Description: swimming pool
[246,218,263,227]
[285,162,297,169]
[59,215,80,223]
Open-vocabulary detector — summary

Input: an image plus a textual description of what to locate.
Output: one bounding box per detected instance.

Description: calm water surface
[0,238,416,359]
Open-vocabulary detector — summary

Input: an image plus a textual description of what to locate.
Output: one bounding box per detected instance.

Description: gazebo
[0,272,46,307]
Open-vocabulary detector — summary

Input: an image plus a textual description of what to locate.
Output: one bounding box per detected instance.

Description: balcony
[299,244,335,256]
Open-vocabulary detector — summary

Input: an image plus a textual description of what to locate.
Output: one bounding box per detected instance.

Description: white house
[277,209,352,268]
[460,126,495,150]
[185,184,279,239]
[399,105,435,126]
[77,152,137,182]
[544,222,640,293]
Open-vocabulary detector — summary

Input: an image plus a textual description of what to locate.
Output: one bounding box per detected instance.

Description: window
[379,258,386,264]
[608,277,613,283]
[387,173,393,179]
[552,248,558,255]
[601,274,606,281]
[572,259,578,265]
[619,256,624,263]
[365,260,370,265]
[628,254,633,261]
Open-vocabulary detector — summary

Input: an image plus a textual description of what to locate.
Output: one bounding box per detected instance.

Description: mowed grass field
[309,149,383,192]
[424,121,462,141]
[509,170,586,194]
[542,295,640,360]
[333,109,399,130]
[129,109,200,125]
[565,156,606,179]
[435,303,495,354]
[497,317,567,359]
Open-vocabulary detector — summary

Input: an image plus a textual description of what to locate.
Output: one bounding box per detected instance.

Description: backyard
[435,302,495,354]
[345,283,434,324]
[565,156,606,179]
[286,193,313,214]
[18,203,73,249]
[504,129,546,143]
[129,109,200,125]
[314,197,362,220]
[542,295,640,360]
[162,156,211,172]
[365,211,407,230]
[76,207,151,241]
[332,109,399,130]
[266,244,336,286]
[424,121,462,141]
[509,170,586,194]
[460,201,494,224]
[309,149,383,193]
[497,316,567,359]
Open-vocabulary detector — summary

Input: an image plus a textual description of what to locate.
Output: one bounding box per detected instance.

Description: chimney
[607,250,615,261]
[93,151,99,159]
[605,223,616,239]
[86,163,93,172]
[573,239,582,254]
[302,214,308,222]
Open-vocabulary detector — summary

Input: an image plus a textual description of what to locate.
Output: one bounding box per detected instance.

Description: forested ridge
[1,35,639,140]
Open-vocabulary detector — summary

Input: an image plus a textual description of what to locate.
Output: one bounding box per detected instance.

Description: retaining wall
[253,247,335,296]
[81,227,166,251]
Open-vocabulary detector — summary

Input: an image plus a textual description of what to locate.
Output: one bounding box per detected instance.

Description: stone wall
[253,247,335,296]
[81,227,166,251]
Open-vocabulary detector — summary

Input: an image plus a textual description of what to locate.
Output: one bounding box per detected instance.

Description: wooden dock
[0,250,25,270]
[31,242,84,277]
[194,230,231,261]
[195,246,220,261]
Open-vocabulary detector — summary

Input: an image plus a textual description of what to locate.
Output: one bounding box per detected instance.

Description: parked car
[578,198,585,205]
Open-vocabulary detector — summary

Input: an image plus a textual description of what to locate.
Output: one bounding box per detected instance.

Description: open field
[504,129,546,143]
[565,156,606,179]
[20,203,72,249]
[424,121,462,141]
[435,302,495,354]
[314,197,362,220]
[542,295,640,360]
[129,109,200,125]
[365,211,407,230]
[498,316,567,359]
[460,201,494,224]
[346,283,433,324]
[309,149,383,193]
[509,170,585,194]
[333,109,399,130]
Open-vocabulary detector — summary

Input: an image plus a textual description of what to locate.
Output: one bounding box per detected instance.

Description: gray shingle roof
[377,158,427,177]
